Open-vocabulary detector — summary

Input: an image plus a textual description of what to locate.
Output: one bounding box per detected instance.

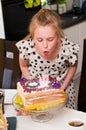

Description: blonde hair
[25,9,64,39]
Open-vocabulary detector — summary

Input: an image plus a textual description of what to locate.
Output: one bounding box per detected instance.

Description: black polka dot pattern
[16,37,79,109]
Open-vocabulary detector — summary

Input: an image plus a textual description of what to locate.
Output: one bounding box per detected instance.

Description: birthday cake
[16,75,67,111]
[0,116,8,130]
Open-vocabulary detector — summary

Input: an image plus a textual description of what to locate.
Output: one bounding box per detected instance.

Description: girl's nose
[43,41,48,48]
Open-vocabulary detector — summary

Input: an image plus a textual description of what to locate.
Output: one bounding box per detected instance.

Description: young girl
[16,9,79,109]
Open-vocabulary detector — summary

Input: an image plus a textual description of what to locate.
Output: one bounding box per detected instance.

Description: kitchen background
[0,0,86,77]
[0,0,85,40]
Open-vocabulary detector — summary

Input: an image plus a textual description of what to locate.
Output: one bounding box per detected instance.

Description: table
[4,89,86,130]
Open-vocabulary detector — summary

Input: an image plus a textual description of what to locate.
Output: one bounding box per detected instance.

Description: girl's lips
[43,51,49,55]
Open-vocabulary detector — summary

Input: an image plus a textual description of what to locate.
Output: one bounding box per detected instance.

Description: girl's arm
[61,63,78,90]
[19,56,30,79]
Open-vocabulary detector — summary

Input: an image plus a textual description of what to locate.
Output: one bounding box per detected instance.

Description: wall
[64,21,86,79]
[0,1,5,39]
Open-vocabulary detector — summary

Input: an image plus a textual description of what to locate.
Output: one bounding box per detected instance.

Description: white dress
[16,37,79,109]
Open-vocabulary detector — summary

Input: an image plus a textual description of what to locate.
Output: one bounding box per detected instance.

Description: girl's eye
[48,38,54,41]
[37,39,43,42]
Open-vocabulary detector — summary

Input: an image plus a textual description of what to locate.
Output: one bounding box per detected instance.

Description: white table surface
[4,89,86,130]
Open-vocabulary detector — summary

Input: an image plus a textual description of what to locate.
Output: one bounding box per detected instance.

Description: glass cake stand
[13,94,68,122]
[30,103,66,122]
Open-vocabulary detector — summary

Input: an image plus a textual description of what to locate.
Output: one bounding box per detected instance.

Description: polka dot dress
[16,37,79,109]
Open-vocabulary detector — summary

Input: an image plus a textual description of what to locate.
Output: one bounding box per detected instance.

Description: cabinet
[1,1,41,41]
[0,39,21,89]
[78,39,86,112]
[64,21,86,78]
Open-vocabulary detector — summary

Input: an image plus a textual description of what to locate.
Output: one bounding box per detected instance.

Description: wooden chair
[78,38,86,112]
[0,39,21,89]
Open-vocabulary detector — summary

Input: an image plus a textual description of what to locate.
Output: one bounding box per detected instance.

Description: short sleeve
[16,39,33,60]
[62,38,79,65]
[68,43,79,65]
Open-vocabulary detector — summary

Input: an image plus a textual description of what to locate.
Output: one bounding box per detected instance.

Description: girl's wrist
[61,85,67,90]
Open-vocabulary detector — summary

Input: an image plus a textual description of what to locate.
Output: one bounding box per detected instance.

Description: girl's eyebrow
[36,35,56,39]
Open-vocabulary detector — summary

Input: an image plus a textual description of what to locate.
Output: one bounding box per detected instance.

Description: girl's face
[33,25,60,58]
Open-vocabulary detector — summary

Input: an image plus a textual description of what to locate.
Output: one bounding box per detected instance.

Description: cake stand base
[31,111,53,122]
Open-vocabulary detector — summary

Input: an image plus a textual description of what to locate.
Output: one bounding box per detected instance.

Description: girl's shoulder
[16,38,35,60]
[61,36,79,55]
[16,38,34,48]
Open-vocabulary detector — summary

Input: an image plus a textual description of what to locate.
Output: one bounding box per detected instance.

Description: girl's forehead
[34,25,56,33]
[34,27,56,38]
